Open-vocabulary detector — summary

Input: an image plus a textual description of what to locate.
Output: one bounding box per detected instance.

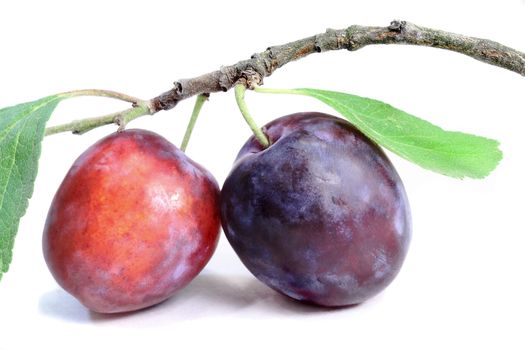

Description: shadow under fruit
[220,112,412,306]
[42,129,220,313]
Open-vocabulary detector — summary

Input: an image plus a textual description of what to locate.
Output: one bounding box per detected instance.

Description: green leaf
[0,95,62,280]
[290,88,502,179]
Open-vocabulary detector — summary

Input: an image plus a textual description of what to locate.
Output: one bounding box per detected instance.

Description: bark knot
[388,20,406,33]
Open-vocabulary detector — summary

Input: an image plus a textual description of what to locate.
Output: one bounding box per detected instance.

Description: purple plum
[220,112,411,306]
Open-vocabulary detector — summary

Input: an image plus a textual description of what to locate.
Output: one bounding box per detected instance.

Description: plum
[43,129,220,313]
[220,112,411,307]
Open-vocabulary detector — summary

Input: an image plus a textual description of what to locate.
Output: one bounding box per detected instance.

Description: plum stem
[234,84,270,148]
[180,94,209,152]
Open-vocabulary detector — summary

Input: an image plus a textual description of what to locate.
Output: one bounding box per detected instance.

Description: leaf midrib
[301,90,388,145]
[0,97,60,231]
[0,96,59,143]
[0,122,25,223]
[301,90,498,157]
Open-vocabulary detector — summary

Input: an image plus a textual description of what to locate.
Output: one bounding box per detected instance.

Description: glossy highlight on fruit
[43,129,220,313]
[221,112,411,307]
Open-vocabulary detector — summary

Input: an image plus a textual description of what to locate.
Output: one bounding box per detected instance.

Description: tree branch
[45,20,525,136]
[150,20,525,112]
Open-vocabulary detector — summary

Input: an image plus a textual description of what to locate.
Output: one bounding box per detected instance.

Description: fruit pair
[43,112,411,313]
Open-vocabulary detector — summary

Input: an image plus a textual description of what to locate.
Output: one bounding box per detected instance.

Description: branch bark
[149,20,525,112]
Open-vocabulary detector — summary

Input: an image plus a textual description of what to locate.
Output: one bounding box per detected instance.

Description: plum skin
[220,112,411,307]
[43,129,220,313]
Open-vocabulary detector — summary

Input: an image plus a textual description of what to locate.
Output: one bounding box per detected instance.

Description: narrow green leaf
[291,88,502,179]
[0,95,62,280]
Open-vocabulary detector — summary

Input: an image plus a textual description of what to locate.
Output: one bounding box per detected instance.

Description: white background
[1,1,524,349]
